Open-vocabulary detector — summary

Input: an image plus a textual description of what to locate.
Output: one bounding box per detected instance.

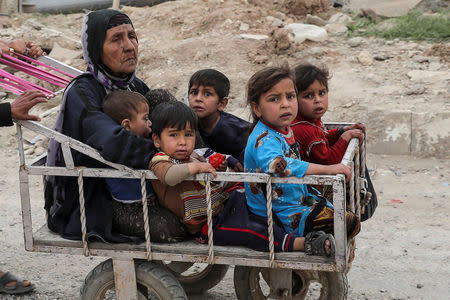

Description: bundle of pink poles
[0,52,76,98]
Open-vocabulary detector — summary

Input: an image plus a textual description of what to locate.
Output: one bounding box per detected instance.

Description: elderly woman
[45,9,185,243]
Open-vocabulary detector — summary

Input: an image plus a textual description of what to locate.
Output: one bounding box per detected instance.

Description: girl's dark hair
[188,69,230,102]
[246,64,296,130]
[293,63,330,93]
[151,101,198,137]
[103,90,148,124]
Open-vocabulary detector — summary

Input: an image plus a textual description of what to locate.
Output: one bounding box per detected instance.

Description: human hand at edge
[8,40,27,54]
[233,162,244,172]
[341,129,364,145]
[188,162,217,178]
[26,41,46,58]
[344,122,366,133]
[216,159,228,172]
[0,40,9,55]
[10,90,48,121]
[329,163,351,182]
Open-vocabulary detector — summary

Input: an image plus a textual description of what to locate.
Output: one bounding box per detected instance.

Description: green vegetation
[347,10,450,43]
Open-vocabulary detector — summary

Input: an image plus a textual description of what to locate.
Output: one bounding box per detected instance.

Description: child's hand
[233,162,244,172]
[329,163,351,182]
[344,122,366,133]
[216,160,228,172]
[188,162,217,177]
[341,129,364,145]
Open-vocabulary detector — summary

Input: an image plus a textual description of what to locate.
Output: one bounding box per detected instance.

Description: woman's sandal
[0,272,35,294]
[304,231,336,257]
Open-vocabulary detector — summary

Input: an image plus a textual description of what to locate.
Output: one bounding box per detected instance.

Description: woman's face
[101,24,138,77]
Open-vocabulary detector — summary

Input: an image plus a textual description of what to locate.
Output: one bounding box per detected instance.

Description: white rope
[77,169,90,257]
[361,135,366,175]
[141,172,152,261]
[265,176,275,268]
[205,175,214,264]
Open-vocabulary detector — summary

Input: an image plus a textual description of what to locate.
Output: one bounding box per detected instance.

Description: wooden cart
[15,119,365,299]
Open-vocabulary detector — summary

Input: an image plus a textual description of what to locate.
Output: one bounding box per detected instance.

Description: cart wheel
[160,261,229,294]
[233,266,347,300]
[79,259,188,300]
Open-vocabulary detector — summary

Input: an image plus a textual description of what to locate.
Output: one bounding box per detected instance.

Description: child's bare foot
[324,239,332,256]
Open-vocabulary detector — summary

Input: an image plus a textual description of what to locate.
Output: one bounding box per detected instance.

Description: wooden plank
[32,225,337,270]
[113,259,138,300]
[26,165,341,186]
[32,243,339,271]
[112,0,121,10]
[333,179,347,273]
[269,269,292,299]
[19,168,34,251]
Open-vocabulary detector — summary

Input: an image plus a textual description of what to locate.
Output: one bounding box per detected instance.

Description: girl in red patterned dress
[291,63,365,164]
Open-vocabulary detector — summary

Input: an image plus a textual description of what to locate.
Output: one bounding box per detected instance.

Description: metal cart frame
[15,119,363,299]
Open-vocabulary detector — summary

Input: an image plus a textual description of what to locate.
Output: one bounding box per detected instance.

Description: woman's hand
[0,40,9,55]
[8,39,27,54]
[26,41,46,58]
[10,90,48,121]
[7,40,45,58]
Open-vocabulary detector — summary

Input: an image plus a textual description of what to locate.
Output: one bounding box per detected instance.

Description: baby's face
[297,80,328,120]
[129,103,151,138]
[153,123,196,161]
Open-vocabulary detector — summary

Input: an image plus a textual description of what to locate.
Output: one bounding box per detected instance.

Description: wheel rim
[94,281,162,299]
[244,268,333,300]
[293,270,330,299]
[165,262,215,284]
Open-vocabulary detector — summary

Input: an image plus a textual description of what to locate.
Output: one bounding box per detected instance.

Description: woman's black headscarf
[81,9,137,90]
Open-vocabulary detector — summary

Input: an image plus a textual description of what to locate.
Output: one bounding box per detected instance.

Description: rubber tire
[162,262,229,294]
[233,266,347,300]
[79,259,188,300]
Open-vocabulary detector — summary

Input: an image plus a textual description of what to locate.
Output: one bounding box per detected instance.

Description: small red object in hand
[208,153,225,169]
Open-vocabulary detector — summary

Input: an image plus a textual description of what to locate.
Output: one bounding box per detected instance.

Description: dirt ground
[0,0,449,299]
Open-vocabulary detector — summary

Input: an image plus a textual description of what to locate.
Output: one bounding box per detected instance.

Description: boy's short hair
[151,101,198,137]
[144,89,178,120]
[293,63,330,93]
[103,90,148,124]
[188,69,230,101]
